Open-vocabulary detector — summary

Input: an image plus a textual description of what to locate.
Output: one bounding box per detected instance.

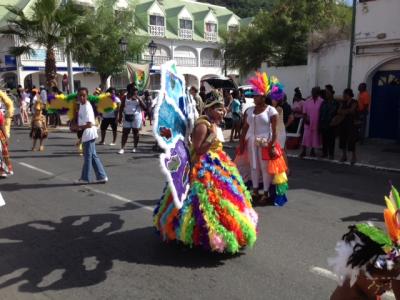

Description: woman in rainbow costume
[153,85,258,253]
[237,72,289,206]
[329,186,400,299]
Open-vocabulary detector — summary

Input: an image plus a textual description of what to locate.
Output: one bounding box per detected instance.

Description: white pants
[247,142,272,192]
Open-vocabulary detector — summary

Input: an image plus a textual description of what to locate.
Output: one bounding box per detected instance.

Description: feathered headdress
[249,72,286,101]
[248,72,270,96]
[269,76,285,102]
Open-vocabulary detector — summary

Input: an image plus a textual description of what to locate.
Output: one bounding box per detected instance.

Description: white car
[239,85,255,113]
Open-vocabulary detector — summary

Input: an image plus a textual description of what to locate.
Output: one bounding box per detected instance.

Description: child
[30,101,47,151]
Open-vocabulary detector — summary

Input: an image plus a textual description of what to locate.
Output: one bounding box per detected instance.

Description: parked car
[239,85,255,114]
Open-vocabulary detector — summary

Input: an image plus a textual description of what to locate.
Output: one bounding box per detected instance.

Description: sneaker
[98,141,105,145]
[0,173,8,178]
[132,148,136,153]
[109,142,116,146]
[96,177,108,184]
[118,149,125,154]
[74,179,89,185]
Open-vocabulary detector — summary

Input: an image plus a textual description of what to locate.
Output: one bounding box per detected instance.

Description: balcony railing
[21,48,65,62]
[201,59,221,67]
[143,55,170,65]
[175,57,197,67]
[178,28,193,40]
[204,31,218,42]
[149,25,165,37]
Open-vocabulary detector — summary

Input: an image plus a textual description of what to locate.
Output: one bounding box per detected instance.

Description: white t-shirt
[245,105,278,142]
[78,102,98,142]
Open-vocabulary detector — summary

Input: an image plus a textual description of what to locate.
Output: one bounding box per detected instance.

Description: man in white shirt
[73,87,108,184]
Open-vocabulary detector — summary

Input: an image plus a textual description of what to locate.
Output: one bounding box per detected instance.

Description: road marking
[310,266,395,299]
[310,266,338,281]
[17,161,154,212]
[0,193,5,207]
[18,162,55,176]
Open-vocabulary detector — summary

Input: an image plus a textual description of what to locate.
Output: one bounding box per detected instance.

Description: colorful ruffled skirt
[0,130,13,175]
[153,148,258,253]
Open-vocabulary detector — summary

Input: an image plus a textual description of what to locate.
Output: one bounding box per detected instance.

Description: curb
[286,153,400,174]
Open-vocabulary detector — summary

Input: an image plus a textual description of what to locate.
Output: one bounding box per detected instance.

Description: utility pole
[62,0,74,93]
[347,0,357,88]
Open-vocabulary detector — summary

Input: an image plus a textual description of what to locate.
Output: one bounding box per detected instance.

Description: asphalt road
[0,127,399,300]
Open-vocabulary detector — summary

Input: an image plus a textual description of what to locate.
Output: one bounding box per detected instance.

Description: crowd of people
[188,82,370,166]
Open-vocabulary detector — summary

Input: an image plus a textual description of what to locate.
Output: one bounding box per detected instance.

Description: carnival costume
[30,101,48,140]
[329,186,400,296]
[152,61,258,253]
[0,90,14,138]
[0,110,13,177]
[236,73,288,206]
[47,91,117,121]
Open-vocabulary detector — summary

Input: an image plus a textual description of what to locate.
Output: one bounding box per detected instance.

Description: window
[205,22,217,32]
[150,15,164,26]
[179,19,192,30]
[228,25,238,33]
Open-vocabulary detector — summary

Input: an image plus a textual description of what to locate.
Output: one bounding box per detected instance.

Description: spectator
[290,87,305,134]
[319,85,339,159]
[199,85,206,102]
[118,85,146,154]
[62,74,69,93]
[224,90,233,129]
[357,83,370,144]
[8,89,22,127]
[99,87,120,146]
[299,87,324,158]
[39,85,48,123]
[228,90,242,142]
[190,86,204,115]
[142,90,153,125]
[73,87,108,184]
[337,88,358,164]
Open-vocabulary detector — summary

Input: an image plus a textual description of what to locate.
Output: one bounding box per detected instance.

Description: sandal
[251,192,260,205]
[258,193,270,206]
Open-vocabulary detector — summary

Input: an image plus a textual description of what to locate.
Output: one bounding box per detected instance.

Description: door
[370,70,400,140]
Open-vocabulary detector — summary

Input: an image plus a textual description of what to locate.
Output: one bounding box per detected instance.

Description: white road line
[0,193,5,207]
[17,161,154,212]
[18,162,54,176]
[310,266,338,281]
[310,266,395,299]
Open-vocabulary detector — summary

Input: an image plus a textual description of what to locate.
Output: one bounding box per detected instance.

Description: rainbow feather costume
[154,117,258,253]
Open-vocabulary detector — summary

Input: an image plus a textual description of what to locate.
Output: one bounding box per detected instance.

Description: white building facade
[0,0,242,92]
[254,0,400,140]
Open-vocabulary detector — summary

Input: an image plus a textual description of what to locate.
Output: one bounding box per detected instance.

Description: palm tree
[0,0,83,88]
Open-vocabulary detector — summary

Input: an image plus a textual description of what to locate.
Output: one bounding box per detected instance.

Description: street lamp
[147,40,157,69]
[119,37,128,61]
[220,48,227,77]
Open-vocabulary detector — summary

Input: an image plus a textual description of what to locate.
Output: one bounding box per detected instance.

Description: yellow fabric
[0,90,14,138]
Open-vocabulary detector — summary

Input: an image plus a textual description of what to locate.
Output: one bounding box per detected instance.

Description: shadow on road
[0,213,236,293]
[110,200,159,212]
[340,212,384,223]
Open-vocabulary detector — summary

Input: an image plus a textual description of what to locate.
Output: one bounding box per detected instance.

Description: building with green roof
[0,0,252,91]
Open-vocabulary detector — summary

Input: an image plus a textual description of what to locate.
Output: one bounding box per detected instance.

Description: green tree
[0,0,83,88]
[222,0,351,74]
[70,0,145,90]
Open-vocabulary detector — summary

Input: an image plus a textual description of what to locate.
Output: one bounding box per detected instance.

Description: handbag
[261,143,283,161]
[124,114,135,122]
